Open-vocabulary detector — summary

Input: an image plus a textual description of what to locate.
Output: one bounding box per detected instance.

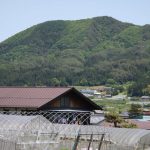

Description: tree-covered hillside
[0,16,150,88]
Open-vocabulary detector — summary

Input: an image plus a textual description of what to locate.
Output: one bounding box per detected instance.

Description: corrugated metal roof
[0,87,71,108]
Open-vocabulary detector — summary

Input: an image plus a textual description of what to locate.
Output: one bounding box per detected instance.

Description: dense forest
[0,16,150,94]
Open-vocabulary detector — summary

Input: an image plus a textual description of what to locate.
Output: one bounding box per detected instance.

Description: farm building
[0,87,101,124]
[141,96,150,101]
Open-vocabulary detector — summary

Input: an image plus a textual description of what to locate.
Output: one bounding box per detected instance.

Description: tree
[111,88,119,96]
[79,78,88,86]
[106,79,116,85]
[105,111,123,127]
[143,85,150,96]
[129,104,143,118]
[50,78,60,86]
[127,82,144,97]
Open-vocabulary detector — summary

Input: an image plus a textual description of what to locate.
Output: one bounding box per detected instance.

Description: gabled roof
[0,87,101,109]
[0,87,71,108]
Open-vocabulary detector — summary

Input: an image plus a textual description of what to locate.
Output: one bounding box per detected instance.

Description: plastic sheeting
[0,138,16,150]
[0,114,51,131]
[0,114,150,150]
[51,124,150,148]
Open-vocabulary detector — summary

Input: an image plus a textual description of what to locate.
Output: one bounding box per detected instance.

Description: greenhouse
[52,124,150,150]
[0,114,150,150]
[0,114,59,150]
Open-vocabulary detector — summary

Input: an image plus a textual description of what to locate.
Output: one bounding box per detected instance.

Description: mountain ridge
[0,16,150,86]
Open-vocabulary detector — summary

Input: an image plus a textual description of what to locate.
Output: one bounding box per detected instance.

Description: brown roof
[0,87,71,108]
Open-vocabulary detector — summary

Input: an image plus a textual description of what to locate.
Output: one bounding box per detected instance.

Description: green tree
[105,111,123,127]
[50,78,60,86]
[106,79,116,85]
[129,104,143,118]
[143,85,150,96]
[79,78,88,86]
[127,82,144,96]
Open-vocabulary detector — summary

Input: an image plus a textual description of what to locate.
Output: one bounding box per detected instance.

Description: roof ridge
[0,86,72,88]
[0,97,51,99]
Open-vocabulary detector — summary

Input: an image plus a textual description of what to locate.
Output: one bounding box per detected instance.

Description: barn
[0,87,101,124]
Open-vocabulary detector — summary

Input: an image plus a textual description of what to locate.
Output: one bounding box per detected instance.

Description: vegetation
[105,110,137,128]
[121,121,137,128]
[127,75,150,96]
[105,111,123,127]
[0,16,150,91]
[94,99,130,112]
[129,104,143,118]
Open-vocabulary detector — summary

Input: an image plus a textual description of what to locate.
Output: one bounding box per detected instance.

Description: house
[80,89,97,95]
[141,96,150,101]
[0,87,101,124]
[120,111,129,119]
[143,109,150,115]
[80,89,101,98]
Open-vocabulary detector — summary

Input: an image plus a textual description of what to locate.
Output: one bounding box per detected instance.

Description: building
[0,87,101,124]
[80,89,101,98]
[80,89,97,95]
[141,96,150,101]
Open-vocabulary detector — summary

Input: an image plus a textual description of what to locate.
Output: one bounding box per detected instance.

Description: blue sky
[0,0,150,42]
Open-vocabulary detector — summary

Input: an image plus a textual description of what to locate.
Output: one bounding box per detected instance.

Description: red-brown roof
[0,87,71,108]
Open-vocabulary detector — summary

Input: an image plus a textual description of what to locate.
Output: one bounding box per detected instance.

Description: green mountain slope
[0,16,150,86]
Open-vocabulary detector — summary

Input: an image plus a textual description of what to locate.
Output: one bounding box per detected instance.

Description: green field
[93,99,131,112]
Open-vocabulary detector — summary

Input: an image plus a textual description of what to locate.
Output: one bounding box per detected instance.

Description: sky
[0,0,150,42]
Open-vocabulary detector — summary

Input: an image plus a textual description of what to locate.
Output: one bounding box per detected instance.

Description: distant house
[0,87,101,124]
[141,96,150,101]
[94,91,102,98]
[143,109,150,115]
[80,89,101,98]
[105,94,112,98]
[80,89,97,95]
[120,111,129,119]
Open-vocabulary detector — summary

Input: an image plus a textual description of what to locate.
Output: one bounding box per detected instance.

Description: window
[60,96,70,107]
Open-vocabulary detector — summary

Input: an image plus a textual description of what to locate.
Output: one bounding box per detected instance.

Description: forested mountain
[0,16,150,87]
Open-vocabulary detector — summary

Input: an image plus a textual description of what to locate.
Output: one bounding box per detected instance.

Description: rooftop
[0,87,71,108]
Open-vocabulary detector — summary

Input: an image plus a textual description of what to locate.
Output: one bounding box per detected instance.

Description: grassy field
[93,99,131,112]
